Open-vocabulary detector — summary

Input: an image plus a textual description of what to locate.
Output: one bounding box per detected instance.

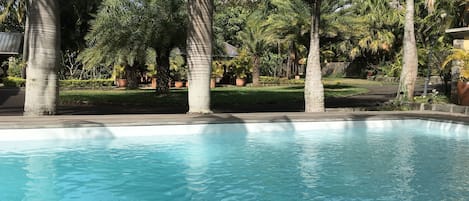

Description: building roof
[223,42,238,58]
[445,27,469,39]
[0,32,23,55]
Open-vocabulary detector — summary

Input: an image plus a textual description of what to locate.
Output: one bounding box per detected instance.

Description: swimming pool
[0,119,468,200]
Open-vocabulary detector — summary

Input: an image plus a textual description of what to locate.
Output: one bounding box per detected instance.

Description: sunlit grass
[59,83,368,109]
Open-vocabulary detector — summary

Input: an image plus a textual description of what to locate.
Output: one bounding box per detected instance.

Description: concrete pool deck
[0,111,468,129]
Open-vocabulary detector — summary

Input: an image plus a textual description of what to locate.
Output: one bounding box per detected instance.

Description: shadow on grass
[58,85,367,115]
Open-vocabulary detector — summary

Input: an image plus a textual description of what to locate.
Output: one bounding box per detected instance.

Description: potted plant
[146,64,157,88]
[113,64,127,88]
[211,61,225,88]
[230,50,252,86]
[170,57,187,88]
[442,49,469,105]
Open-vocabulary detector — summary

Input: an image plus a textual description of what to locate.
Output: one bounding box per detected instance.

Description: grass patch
[60,84,368,111]
[323,78,387,86]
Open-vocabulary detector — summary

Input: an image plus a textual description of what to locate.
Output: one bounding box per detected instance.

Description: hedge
[2,77,114,89]
[60,79,114,89]
[259,76,305,85]
[3,76,26,87]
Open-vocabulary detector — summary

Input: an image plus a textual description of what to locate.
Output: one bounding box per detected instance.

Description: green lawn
[59,80,369,112]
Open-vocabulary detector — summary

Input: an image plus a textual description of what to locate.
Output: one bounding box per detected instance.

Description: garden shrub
[3,76,26,87]
[6,57,26,78]
[259,76,305,85]
[60,79,114,89]
[2,78,114,89]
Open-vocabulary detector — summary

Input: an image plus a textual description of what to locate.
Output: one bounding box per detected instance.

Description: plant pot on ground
[235,77,246,86]
[113,65,128,88]
[174,81,184,88]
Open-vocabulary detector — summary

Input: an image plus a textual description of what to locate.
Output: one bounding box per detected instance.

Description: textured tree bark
[125,64,139,89]
[156,49,170,94]
[304,0,325,113]
[24,0,60,116]
[187,0,213,114]
[396,0,418,101]
[252,55,260,86]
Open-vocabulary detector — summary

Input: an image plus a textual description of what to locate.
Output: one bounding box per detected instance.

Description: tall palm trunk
[155,49,171,94]
[304,0,324,112]
[397,0,418,101]
[24,0,60,116]
[252,54,261,86]
[187,0,213,114]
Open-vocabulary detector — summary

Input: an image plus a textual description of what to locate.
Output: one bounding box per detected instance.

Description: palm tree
[187,0,213,114]
[396,0,418,101]
[23,0,60,115]
[237,10,273,86]
[79,0,187,92]
[304,0,324,112]
[268,0,311,79]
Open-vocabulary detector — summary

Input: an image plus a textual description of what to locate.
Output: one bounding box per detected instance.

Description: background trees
[1,0,467,115]
[79,0,187,92]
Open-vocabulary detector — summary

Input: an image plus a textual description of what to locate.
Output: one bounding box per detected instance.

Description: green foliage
[441,49,469,81]
[0,0,25,32]
[3,76,25,87]
[3,76,113,88]
[413,94,449,104]
[169,54,186,81]
[79,0,187,69]
[212,61,225,78]
[230,49,252,79]
[214,2,252,50]
[259,76,305,85]
[112,65,126,79]
[5,57,25,78]
[59,79,114,89]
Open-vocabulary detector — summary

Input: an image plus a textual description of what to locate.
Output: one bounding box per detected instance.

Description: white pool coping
[0,112,469,142]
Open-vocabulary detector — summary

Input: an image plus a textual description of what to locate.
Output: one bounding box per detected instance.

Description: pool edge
[0,111,468,130]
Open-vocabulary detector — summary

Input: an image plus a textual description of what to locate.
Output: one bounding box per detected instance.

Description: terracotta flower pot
[210,78,216,88]
[117,78,128,88]
[457,81,469,106]
[236,78,246,86]
[151,77,157,88]
[174,81,184,88]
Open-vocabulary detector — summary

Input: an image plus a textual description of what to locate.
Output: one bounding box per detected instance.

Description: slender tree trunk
[155,49,170,94]
[24,0,60,116]
[187,0,213,114]
[286,42,292,79]
[304,0,324,112]
[21,1,30,79]
[397,0,418,101]
[252,54,260,86]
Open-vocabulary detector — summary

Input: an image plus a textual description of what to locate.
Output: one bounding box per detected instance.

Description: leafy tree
[237,10,274,86]
[0,0,26,32]
[267,0,310,79]
[79,0,187,92]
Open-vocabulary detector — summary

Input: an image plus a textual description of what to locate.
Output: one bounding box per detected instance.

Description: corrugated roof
[0,32,23,55]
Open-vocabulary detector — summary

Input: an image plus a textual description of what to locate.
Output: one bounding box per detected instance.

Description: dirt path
[326,84,397,108]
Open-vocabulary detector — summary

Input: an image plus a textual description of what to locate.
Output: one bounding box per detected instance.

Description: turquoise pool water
[0,120,468,200]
